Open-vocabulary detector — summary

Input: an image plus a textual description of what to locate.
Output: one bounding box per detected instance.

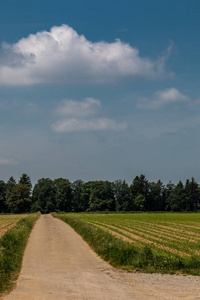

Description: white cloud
[137,88,189,110]
[52,97,127,132]
[52,118,127,132]
[56,98,101,117]
[0,24,169,86]
[0,157,18,165]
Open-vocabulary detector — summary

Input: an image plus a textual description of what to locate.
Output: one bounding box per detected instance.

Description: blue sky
[0,0,200,184]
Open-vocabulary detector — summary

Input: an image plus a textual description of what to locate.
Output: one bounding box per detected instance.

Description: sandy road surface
[3,214,200,300]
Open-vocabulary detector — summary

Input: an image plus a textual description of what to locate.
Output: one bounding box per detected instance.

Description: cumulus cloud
[55,97,101,117]
[52,97,127,132]
[137,88,189,110]
[52,118,127,132]
[0,24,170,86]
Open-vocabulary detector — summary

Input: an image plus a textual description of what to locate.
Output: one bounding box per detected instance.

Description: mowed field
[79,213,200,257]
[2,212,200,260]
[0,214,27,239]
[55,212,200,274]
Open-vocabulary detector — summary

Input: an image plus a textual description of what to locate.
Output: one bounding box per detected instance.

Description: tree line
[0,174,200,214]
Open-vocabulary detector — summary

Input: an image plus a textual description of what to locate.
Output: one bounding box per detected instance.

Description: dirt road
[3,214,200,300]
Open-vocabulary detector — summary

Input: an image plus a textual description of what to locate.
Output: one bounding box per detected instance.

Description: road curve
[3,214,200,300]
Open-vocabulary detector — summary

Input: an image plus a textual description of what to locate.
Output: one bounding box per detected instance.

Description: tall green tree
[173,181,185,211]
[165,181,185,211]
[7,184,32,213]
[130,175,149,210]
[148,180,165,211]
[81,181,93,211]
[0,180,6,213]
[88,181,115,211]
[71,179,84,212]
[113,179,131,211]
[6,176,16,191]
[54,178,72,212]
[185,178,200,211]
[32,178,56,213]
[163,181,175,211]
[5,177,17,213]
[19,173,32,189]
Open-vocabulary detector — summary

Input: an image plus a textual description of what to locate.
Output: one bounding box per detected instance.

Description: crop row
[53,212,200,275]
[76,213,200,259]
[0,215,27,238]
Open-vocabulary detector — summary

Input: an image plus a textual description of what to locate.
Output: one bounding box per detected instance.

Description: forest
[0,174,200,214]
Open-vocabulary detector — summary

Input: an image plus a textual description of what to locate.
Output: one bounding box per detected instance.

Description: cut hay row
[87,220,187,257]
[118,224,200,255]
[115,221,200,245]
[0,214,27,220]
[0,220,14,228]
[120,219,200,234]
[125,221,200,244]
[86,219,200,257]
[86,215,200,238]
[86,221,139,245]
[86,220,191,256]
[0,221,17,230]
[0,215,28,239]
[159,221,200,233]
[120,224,200,251]
[143,220,200,232]
[108,219,200,237]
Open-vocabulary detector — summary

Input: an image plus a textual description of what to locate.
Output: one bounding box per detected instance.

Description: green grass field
[0,213,40,295]
[53,212,200,275]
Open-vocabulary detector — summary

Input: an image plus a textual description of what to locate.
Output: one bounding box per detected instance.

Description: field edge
[0,212,41,297]
[52,212,200,276]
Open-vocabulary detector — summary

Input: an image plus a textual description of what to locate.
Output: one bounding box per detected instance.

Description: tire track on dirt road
[3,214,200,300]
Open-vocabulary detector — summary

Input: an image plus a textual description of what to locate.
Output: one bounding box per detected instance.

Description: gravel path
[3,214,200,300]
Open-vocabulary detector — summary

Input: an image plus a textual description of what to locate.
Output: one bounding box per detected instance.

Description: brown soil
[2,214,200,300]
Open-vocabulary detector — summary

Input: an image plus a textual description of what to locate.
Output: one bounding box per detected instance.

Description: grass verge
[0,212,41,296]
[52,213,200,276]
